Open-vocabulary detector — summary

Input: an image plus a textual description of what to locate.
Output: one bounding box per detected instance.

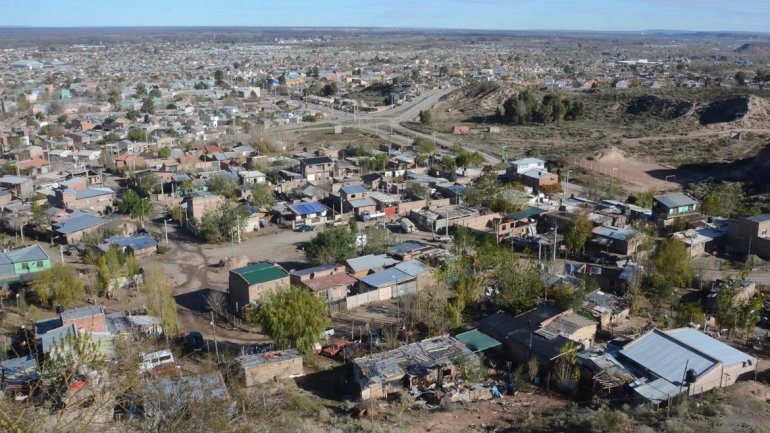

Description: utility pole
[211,311,219,363]
[163,219,169,245]
[553,225,557,262]
[236,214,241,244]
[60,245,64,264]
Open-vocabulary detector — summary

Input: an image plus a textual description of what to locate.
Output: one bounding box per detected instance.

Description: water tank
[55,304,64,314]
[685,368,697,384]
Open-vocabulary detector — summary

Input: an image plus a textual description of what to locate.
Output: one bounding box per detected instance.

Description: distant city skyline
[1,0,769,33]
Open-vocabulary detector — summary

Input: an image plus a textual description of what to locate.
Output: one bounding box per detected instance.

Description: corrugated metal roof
[341,184,369,194]
[53,213,105,234]
[348,198,377,208]
[288,201,327,216]
[620,329,716,384]
[747,214,770,223]
[291,264,338,277]
[5,244,49,263]
[231,262,288,286]
[74,188,113,200]
[592,226,636,241]
[359,268,413,288]
[393,260,428,277]
[654,193,697,208]
[666,328,756,366]
[346,254,398,273]
[455,329,501,352]
[61,305,103,322]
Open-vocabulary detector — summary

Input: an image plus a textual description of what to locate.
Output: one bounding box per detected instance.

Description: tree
[31,264,84,308]
[419,109,432,125]
[158,147,171,158]
[495,258,543,314]
[205,290,228,318]
[143,264,177,340]
[305,227,356,266]
[127,128,147,142]
[254,286,330,354]
[653,238,693,288]
[170,205,184,224]
[117,190,152,222]
[140,173,161,195]
[415,137,436,155]
[199,201,248,244]
[321,82,338,97]
[135,82,147,97]
[56,114,68,125]
[141,97,155,114]
[564,213,593,255]
[45,331,106,387]
[362,226,389,255]
[549,282,586,310]
[207,175,238,199]
[249,183,276,208]
[214,69,225,86]
[735,71,748,86]
[406,182,430,201]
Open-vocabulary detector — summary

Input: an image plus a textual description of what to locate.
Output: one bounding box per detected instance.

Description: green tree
[305,227,356,265]
[117,190,152,222]
[57,114,68,124]
[44,331,106,387]
[141,97,155,114]
[495,258,543,314]
[158,147,171,158]
[564,213,594,255]
[214,69,225,86]
[143,264,177,341]
[125,109,139,121]
[415,137,436,155]
[419,109,433,125]
[199,201,248,244]
[362,225,389,255]
[321,82,338,97]
[249,183,276,208]
[207,175,238,199]
[170,205,184,224]
[464,168,503,207]
[126,128,147,142]
[549,282,587,310]
[31,264,84,308]
[735,71,748,86]
[254,286,330,354]
[653,238,693,288]
[135,82,147,97]
[406,182,430,200]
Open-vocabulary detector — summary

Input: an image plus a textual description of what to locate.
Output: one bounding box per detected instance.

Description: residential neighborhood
[0,12,769,433]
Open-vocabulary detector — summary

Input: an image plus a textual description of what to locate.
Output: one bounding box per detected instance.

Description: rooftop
[238,349,302,368]
[231,262,288,286]
[346,254,399,273]
[654,192,697,208]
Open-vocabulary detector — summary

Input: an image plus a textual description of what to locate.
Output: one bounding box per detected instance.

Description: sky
[1,0,769,33]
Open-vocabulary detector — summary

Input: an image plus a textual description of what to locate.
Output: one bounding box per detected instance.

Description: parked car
[297,224,316,232]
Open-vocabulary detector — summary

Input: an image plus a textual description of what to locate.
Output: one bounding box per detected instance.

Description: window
[253,284,263,292]
[21,263,29,270]
[36,261,44,268]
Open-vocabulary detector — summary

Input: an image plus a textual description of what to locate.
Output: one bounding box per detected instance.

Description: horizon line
[0,24,768,36]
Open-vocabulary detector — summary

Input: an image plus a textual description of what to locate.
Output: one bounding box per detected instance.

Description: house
[618,328,757,403]
[582,290,630,330]
[239,170,266,185]
[299,156,334,181]
[520,169,559,191]
[0,175,33,199]
[228,262,290,311]
[100,234,158,258]
[591,226,639,255]
[479,305,597,368]
[290,264,356,303]
[235,350,303,386]
[0,356,39,399]
[673,226,728,257]
[352,335,478,400]
[340,184,370,201]
[54,187,114,213]
[727,215,770,260]
[51,212,107,244]
[186,191,224,221]
[494,207,545,240]
[706,278,758,310]
[285,201,329,229]
[0,244,51,282]
[346,254,399,277]
[652,193,699,227]
[506,158,545,178]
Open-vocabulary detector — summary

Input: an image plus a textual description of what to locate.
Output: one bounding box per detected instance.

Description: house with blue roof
[100,233,158,258]
[285,201,329,229]
[52,212,107,244]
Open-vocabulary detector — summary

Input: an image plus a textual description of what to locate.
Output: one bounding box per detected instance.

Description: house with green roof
[228,262,290,312]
